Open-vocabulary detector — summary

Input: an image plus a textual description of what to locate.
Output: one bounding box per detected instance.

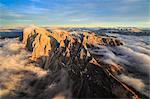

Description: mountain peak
[21,26,140,98]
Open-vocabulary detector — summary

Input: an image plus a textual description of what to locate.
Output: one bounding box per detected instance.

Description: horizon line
[0,24,150,29]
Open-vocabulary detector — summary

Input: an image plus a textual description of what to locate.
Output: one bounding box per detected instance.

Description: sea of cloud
[0,38,28,68]
[92,33,150,97]
[0,38,47,97]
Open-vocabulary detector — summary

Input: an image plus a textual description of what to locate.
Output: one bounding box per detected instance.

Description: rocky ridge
[21,26,142,98]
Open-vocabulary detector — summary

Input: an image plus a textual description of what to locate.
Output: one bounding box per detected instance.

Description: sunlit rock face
[82,32,123,46]
[23,26,123,61]
[23,26,51,61]
[22,26,141,99]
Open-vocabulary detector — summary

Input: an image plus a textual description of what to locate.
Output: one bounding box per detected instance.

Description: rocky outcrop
[23,26,123,61]
[21,26,141,99]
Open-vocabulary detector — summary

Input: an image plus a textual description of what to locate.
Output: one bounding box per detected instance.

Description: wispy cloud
[0,0,149,27]
[69,18,89,22]
[122,0,140,3]
[29,0,42,2]
[22,5,49,14]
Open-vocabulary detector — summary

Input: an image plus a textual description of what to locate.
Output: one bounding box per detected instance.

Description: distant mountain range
[0,26,149,39]
[68,27,150,36]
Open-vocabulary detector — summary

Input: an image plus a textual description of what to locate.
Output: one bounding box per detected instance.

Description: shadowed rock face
[22,26,140,99]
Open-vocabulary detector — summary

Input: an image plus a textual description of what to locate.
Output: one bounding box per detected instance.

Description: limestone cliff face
[82,32,123,46]
[23,27,123,61]
[23,26,51,60]
[22,26,140,99]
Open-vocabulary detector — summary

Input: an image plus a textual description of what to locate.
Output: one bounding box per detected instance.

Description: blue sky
[0,0,149,27]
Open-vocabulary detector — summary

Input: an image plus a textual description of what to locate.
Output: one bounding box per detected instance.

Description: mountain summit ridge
[21,26,143,98]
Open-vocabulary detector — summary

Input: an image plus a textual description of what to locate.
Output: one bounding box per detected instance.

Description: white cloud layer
[119,74,145,91]
[90,34,150,97]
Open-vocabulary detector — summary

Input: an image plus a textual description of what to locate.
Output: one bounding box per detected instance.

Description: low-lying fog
[90,33,150,97]
[0,38,46,97]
